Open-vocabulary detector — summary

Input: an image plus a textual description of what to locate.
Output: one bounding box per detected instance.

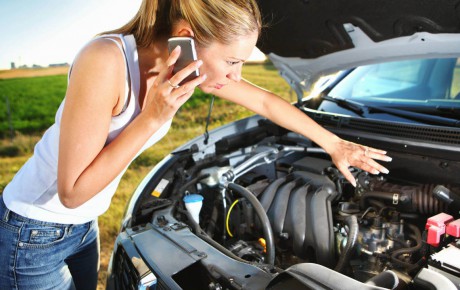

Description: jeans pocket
[20,225,66,248]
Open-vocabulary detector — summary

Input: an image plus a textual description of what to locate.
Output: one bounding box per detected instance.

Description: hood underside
[255,0,460,94]
[256,0,460,59]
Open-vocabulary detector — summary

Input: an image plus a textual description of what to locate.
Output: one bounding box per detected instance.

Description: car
[106,1,460,289]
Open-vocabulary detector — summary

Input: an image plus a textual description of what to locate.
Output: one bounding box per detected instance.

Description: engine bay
[127,119,460,290]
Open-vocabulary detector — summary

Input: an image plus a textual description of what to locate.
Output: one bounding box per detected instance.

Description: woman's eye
[227,61,240,66]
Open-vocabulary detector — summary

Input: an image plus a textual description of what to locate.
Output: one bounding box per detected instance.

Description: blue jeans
[0,196,99,290]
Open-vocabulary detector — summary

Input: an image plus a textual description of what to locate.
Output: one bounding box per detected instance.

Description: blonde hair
[102,0,262,47]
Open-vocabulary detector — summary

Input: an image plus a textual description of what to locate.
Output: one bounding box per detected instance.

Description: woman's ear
[172,20,194,37]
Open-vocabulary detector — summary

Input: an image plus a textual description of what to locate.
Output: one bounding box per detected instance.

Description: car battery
[428,243,460,289]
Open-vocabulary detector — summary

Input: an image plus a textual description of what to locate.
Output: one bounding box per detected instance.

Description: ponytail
[101,0,262,47]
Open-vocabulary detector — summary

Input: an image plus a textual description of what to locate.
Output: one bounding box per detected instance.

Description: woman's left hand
[214,79,392,187]
[327,137,392,187]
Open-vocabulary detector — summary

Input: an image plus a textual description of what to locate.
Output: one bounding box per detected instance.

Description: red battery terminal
[425,213,454,247]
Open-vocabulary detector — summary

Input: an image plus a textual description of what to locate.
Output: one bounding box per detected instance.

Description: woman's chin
[198,85,214,94]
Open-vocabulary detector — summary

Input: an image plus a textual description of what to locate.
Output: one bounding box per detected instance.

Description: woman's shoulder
[72,36,125,71]
[66,36,127,107]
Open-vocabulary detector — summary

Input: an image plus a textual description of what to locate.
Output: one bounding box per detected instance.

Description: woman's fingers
[359,146,391,174]
[172,73,207,95]
[329,140,393,187]
[166,58,205,104]
[143,47,206,122]
[358,150,391,174]
[167,60,203,89]
[163,44,203,89]
[336,162,358,187]
[358,158,388,175]
[152,46,180,87]
[166,45,181,67]
[365,146,392,162]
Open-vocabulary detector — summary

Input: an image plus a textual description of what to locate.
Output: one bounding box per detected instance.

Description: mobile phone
[168,37,200,85]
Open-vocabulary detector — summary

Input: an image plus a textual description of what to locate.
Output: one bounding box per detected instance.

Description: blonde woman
[0,0,391,289]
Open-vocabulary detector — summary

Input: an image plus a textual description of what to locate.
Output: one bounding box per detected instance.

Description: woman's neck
[137,40,169,78]
[136,39,170,109]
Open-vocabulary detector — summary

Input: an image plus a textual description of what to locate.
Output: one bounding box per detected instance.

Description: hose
[226,182,276,265]
[367,183,447,214]
[335,215,359,273]
[390,224,422,270]
[205,202,219,237]
[360,191,395,210]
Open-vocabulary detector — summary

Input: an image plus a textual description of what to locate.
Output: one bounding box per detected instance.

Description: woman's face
[196,32,258,93]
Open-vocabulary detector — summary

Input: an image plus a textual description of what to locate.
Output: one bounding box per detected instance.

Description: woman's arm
[214,79,392,186]
[57,42,204,208]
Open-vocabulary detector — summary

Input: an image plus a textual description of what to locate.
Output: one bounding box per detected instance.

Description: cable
[203,95,215,145]
[360,207,376,220]
[225,199,240,237]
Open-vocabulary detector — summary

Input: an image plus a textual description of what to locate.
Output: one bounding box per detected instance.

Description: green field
[0,63,291,289]
[0,75,68,137]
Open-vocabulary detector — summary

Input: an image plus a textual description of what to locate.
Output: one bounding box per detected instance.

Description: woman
[0,0,391,289]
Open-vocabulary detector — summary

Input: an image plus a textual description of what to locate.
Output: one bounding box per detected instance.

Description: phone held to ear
[168,37,200,85]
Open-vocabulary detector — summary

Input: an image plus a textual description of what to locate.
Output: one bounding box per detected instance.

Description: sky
[0,0,142,69]
[0,0,266,70]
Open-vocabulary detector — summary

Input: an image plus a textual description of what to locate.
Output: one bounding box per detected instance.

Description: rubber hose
[360,191,394,209]
[227,182,276,265]
[390,224,422,269]
[335,215,359,273]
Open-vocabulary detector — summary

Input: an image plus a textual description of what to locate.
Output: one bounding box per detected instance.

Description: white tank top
[3,34,172,224]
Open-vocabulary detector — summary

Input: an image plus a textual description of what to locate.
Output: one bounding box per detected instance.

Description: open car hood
[256,0,460,95]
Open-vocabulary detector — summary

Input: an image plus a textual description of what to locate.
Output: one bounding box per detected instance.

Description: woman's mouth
[214,84,225,89]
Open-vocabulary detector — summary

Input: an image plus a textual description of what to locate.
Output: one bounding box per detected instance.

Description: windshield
[328,58,460,110]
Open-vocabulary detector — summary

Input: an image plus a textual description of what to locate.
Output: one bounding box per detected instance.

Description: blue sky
[0,0,142,69]
[0,1,265,70]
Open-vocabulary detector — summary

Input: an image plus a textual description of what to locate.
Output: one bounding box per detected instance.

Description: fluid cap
[183,194,204,224]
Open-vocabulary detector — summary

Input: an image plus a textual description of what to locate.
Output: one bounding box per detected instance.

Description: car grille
[113,246,169,290]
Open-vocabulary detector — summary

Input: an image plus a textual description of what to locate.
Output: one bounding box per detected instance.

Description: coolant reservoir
[183,194,204,224]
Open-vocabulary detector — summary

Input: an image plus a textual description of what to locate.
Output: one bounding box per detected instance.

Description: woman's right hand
[58,41,206,208]
[142,46,207,123]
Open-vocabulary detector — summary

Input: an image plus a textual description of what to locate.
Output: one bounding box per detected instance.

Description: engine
[133,129,460,289]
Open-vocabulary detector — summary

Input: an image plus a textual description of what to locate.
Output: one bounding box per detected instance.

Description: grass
[0,75,68,137]
[0,62,291,289]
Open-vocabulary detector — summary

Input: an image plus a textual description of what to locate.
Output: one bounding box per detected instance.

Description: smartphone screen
[167,37,200,85]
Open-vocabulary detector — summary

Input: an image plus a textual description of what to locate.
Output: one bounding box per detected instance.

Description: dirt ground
[0,67,69,79]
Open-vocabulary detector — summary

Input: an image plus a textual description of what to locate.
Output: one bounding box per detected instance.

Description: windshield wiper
[322,95,365,116]
[367,106,460,127]
[322,95,460,127]
[432,106,460,114]
[387,105,460,121]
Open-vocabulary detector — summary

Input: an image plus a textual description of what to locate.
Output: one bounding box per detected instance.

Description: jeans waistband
[0,195,93,227]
